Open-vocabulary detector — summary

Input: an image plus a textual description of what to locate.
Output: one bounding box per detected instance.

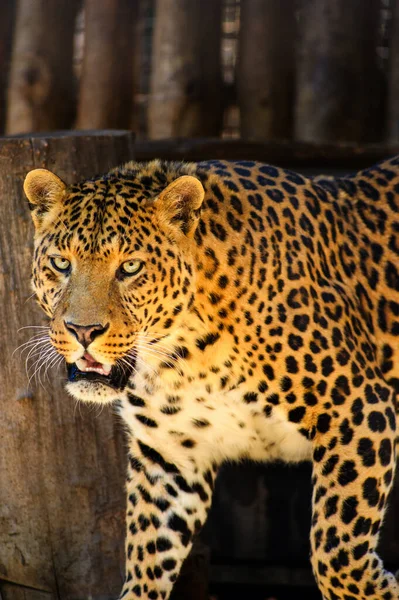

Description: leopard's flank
[25,157,399,600]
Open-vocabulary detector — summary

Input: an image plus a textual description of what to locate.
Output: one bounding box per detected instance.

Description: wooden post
[387,1,399,143]
[0,0,15,133]
[0,131,133,599]
[295,0,384,143]
[5,0,80,134]
[76,0,137,130]
[148,0,223,139]
[237,0,295,141]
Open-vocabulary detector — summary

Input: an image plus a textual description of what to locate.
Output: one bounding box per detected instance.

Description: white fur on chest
[119,375,312,470]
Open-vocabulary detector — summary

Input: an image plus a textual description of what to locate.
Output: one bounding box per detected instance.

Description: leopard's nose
[64,321,109,348]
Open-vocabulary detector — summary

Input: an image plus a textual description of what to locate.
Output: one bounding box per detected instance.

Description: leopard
[24,155,399,600]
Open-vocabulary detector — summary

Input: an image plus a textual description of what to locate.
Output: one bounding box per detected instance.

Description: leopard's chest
[119,373,312,470]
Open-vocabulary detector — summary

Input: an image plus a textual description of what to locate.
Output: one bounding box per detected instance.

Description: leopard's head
[24,164,205,403]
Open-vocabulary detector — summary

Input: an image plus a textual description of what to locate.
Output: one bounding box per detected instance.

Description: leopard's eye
[120,259,144,276]
[50,256,71,273]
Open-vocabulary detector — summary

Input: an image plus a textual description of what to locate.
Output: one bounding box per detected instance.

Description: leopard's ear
[157,175,205,237]
[24,169,66,227]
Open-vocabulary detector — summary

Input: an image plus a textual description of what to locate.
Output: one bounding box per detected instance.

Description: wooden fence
[1,0,399,144]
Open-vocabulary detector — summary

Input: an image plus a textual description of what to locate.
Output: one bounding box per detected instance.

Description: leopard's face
[25,166,204,403]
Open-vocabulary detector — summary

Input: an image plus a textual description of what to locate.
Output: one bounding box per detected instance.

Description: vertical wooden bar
[6,0,80,134]
[148,0,223,139]
[0,0,15,133]
[295,0,384,143]
[387,1,399,142]
[76,0,137,130]
[237,0,295,141]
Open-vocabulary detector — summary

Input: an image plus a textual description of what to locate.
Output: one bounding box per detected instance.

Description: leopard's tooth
[75,357,112,376]
[76,358,87,372]
[102,364,112,376]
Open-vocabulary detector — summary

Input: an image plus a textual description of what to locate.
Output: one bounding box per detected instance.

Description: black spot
[218,275,229,288]
[378,438,392,467]
[280,376,292,392]
[266,393,279,405]
[181,439,196,448]
[317,413,331,433]
[262,364,275,380]
[357,438,376,467]
[138,441,179,474]
[156,537,173,552]
[162,558,177,571]
[322,455,339,476]
[136,415,158,428]
[196,332,220,351]
[168,513,192,546]
[338,461,358,486]
[259,165,279,177]
[288,333,303,350]
[362,477,380,507]
[192,418,210,428]
[138,514,150,531]
[353,516,371,537]
[243,391,258,403]
[367,411,386,433]
[315,486,327,502]
[325,495,339,518]
[324,526,340,552]
[385,406,396,431]
[330,549,349,572]
[314,446,327,462]
[321,356,334,377]
[351,398,364,426]
[264,405,272,417]
[339,419,354,445]
[304,391,317,406]
[128,394,146,407]
[286,355,299,373]
[288,406,306,423]
[341,496,358,524]
[385,261,399,291]
[293,314,310,332]
[318,561,328,576]
[352,541,369,560]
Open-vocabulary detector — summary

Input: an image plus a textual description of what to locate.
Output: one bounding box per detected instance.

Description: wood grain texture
[295,0,384,143]
[238,0,295,141]
[0,580,53,600]
[76,0,137,130]
[6,0,80,134]
[149,0,223,139]
[0,131,134,599]
[134,138,399,171]
[387,1,399,143]
[0,0,15,133]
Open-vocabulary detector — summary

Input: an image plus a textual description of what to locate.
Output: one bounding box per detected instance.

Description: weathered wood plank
[387,1,399,142]
[0,580,53,600]
[134,138,399,171]
[0,131,134,599]
[238,0,295,141]
[76,0,137,130]
[6,0,80,134]
[149,0,223,138]
[295,0,384,143]
[0,0,15,133]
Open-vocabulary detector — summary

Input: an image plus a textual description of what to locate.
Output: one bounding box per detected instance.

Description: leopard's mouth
[67,352,134,390]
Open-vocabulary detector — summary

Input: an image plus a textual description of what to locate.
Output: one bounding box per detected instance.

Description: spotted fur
[25,157,399,600]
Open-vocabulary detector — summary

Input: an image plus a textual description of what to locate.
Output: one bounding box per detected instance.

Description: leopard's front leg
[310,380,398,600]
[119,438,217,600]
